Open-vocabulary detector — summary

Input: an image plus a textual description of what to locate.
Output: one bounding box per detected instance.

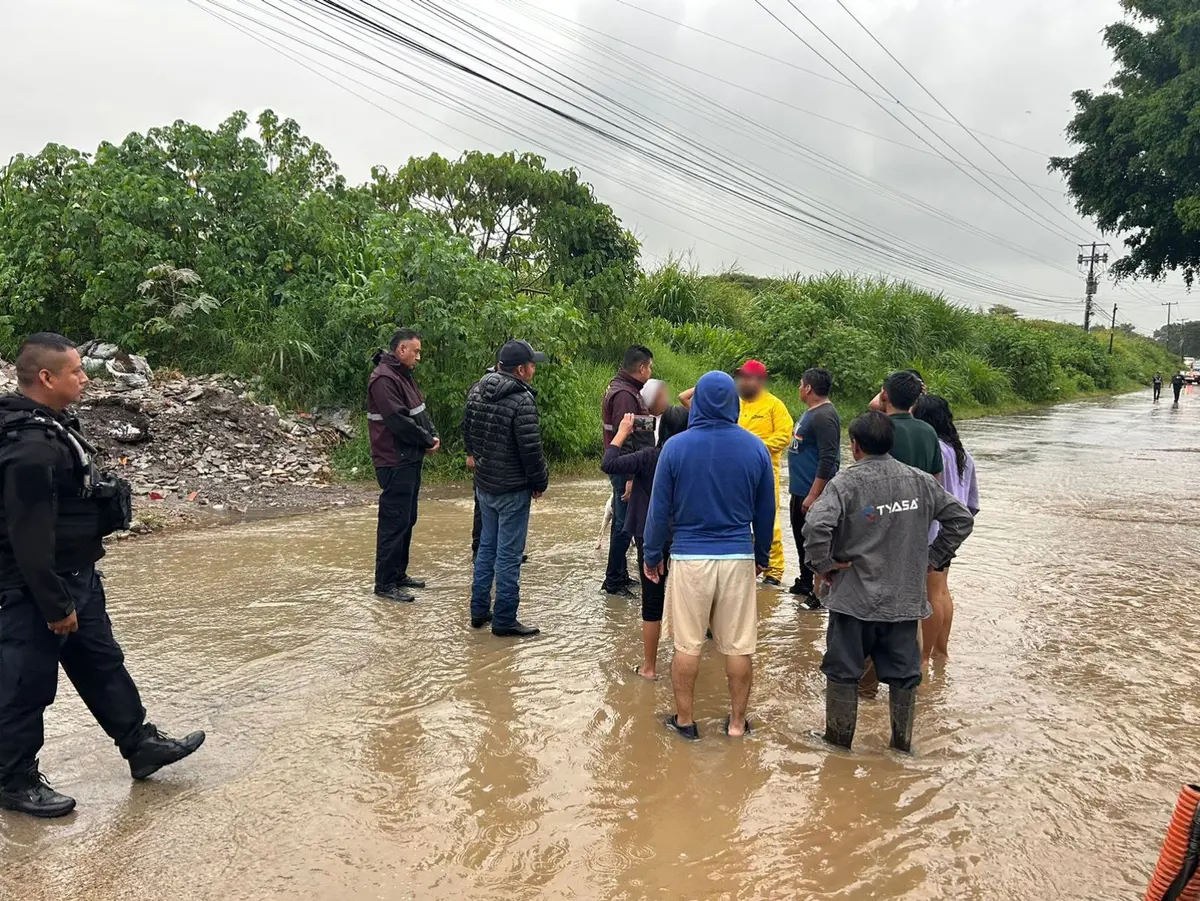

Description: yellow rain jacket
[739,390,794,580]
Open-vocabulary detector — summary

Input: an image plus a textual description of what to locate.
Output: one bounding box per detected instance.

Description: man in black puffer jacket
[465,340,549,638]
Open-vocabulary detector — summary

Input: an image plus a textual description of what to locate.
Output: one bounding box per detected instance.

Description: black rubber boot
[126,725,206,780]
[889,687,917,754]
[824,680,858,750]
[0,761,76,818]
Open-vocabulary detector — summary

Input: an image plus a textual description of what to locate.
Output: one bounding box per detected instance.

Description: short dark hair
[848,411,894,456]
[622,344,654,372]
[801,367,832,397]
[16,333,76,388]
[883,370,923,411]
[390,328,421,351]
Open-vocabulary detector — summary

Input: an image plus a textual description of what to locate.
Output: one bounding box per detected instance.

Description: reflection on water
[3,390,1199,900]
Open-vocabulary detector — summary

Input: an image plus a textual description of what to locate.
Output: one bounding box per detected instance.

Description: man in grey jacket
[803,411,974,753]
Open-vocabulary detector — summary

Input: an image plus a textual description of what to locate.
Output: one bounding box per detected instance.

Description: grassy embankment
[332,268,1177,482]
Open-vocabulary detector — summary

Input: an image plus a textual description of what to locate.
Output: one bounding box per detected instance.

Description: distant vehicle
[1185,370,1200,385]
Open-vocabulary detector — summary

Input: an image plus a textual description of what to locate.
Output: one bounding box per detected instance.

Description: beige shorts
[664,558,758,656]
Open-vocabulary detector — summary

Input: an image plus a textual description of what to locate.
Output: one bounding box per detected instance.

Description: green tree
[371,151,639,312]
[1153,319,1200,356]
[1051,0,1200,284]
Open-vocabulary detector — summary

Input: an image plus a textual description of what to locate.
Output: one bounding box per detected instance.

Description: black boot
[824,680,858,750]
[889,687,917,754]
[126,725,207,780]
[0,761,76,818]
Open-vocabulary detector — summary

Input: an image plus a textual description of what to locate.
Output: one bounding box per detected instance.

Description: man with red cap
[735,360,793,586]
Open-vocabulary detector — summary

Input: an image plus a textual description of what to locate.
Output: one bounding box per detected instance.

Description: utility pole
[1078,242,1110,332]
[1162,301,1179,358]
[1108,303,1117,354]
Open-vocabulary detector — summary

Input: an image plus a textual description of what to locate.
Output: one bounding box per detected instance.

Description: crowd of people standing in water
[369,330,980,751]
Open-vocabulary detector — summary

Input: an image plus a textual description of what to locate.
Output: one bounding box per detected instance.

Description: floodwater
[3,389,1200,901]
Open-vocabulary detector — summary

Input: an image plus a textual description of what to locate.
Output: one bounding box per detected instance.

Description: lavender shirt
[930,440,979,542]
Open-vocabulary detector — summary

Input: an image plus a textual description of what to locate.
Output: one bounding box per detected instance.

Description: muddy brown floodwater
[3,389,1200,900]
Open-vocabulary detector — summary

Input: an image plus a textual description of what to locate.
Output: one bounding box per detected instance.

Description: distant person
[601,406,690,680]
[0,333,204,818]
[787,367,841,609]
[1172,371,1185,403]
[368,328,439,603]
[601,346,655,597]
[466,341,549,638]
[644,371,776,740]
[913,395,979,665]
[1153,372,1163,402]
[804,412,974,753]
[734,360,793,587]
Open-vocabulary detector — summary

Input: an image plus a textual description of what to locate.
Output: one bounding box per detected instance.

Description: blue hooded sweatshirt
[643,371,776,568]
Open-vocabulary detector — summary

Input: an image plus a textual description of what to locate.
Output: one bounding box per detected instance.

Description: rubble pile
[0,348,370,524]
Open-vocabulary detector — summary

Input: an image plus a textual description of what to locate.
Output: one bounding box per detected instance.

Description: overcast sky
[4,0,1195,332]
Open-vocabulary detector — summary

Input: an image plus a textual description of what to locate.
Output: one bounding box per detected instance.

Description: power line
[191,0,1090,309]
[828,0,1099,242]
[758,0,1081,245]
[608,0,1054,159]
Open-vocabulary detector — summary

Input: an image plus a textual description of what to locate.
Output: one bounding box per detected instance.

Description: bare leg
[936,586,955,658]
[927,570,952,660]
[638,621,662,680]
[725,654,753,736]
[921,570,943,668]
[671,651,701,727]
[859,658,879,699]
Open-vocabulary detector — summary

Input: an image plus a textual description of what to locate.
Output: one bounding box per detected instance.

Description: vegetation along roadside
[0,110,1178,485]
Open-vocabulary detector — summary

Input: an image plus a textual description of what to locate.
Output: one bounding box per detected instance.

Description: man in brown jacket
[368,328,439,603]
[600,345,654,597]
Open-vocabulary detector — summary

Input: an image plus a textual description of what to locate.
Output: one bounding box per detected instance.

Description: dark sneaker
[471,612,493,629]
[397,575,426,589]
[619,574,637,588]
[800,593,823,611]
[127,726,207,781]
[601,583,636,599]
[375,587,415,603]
[664,715,700,741]
[0,762,76,818]
[492,622,540,637]
[788,579,807,596]
[521,554,529,565]
[762,576,782,587]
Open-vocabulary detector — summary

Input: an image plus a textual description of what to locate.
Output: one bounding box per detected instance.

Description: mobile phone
[633,415,656,432]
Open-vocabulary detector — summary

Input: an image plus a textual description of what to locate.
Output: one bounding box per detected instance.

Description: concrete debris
[0,345,370,527]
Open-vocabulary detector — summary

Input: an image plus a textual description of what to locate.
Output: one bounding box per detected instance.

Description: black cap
[498,340,547,366]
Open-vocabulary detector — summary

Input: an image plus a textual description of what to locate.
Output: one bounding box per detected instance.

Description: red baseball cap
[736,360,768,378]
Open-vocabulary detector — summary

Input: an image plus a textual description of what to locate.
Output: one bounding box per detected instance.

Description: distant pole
[1108,303,1117,354]
[1162,301,1179,358]
[1077,242,1109,332]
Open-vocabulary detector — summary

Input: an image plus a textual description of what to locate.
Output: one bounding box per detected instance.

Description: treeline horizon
[0,110,1179,473]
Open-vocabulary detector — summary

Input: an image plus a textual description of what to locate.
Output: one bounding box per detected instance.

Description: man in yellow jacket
[735,360,793,586]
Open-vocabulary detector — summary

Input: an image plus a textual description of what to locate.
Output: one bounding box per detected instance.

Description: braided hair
[912,394,967,476]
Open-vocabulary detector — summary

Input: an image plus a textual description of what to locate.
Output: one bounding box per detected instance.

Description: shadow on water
[2,389,1199,900]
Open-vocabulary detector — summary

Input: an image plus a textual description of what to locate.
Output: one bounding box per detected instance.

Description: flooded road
[4,389,1200,901]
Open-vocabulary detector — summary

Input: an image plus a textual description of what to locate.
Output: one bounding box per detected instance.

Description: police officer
[0,333,204,818]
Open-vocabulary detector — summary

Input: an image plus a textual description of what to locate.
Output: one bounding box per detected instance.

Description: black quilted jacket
[464,371,549,495]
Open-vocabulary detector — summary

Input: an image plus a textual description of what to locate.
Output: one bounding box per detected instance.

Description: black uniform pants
[821,612,922,690]
[0,567,146,784]
[1154,383,1162,400]
[788,495,816,593]
[1174,383,1183,402]
[375,462,423,591]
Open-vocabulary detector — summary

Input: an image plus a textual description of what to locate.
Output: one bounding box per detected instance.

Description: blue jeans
[604,473,632,587]
[471,488,533,628]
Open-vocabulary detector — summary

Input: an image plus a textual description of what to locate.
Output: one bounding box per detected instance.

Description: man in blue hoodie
[643,371,776,740]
